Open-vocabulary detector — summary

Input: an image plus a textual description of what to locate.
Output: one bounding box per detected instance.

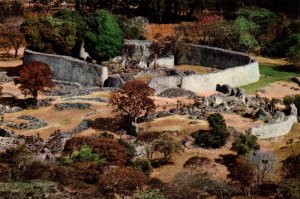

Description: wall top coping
[24,48,105,68]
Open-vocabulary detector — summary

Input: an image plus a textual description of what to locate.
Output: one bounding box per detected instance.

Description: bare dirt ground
[0,47,25,68]
[257,81,300,99]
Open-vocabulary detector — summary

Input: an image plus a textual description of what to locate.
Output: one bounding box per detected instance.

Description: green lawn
[242,64,300,94]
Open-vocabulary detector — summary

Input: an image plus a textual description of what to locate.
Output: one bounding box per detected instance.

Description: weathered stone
[55,103,91,110]
[103,76,125,88]
[23,49,108,86]
[158,88,197,98]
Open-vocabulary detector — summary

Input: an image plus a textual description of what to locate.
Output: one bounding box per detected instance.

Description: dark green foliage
[283,94,300,116]
[232,134,260,155]
[119,139,137,162]
[132,158,153,174]
[21,17,77,56]
[53,9,87,46]
[193,113,229,148]
[84,9,123,62]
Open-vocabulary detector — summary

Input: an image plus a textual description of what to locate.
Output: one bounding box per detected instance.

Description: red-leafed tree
[98,167,148,198]
[14,61,54,103]
[109,79,156,135]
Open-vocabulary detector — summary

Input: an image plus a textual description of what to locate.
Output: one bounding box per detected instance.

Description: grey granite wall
[23,49,108,86]
[177,44,252,69]
[149,45,260,94]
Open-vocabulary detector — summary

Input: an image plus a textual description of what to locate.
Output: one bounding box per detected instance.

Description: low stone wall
[23,49,108,86]
[250,115,298,139]
[149,44,260,93]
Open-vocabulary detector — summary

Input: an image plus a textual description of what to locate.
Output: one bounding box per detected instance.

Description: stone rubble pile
[55,103,91,110]
[158,88,197,98]
[6,115,48,130]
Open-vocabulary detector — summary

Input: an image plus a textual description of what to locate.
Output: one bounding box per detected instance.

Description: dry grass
[151,148,233,183]
[251,54,290,66]
[145,23,177,41]
[176,64,214,75]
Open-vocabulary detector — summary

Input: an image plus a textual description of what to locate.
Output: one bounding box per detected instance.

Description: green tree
[193,113,229,148]
[232,134,260,156]
[21,17,78,55]
[85,9,123,62]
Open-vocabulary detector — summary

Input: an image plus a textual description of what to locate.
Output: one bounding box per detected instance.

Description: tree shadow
[215,154,238,180]
[0,64,23,76]
[91,118,117,132]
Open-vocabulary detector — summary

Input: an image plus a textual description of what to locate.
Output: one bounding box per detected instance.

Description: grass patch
[242,64,300,94]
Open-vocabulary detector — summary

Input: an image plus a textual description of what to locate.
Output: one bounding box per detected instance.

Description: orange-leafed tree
[109,79,156,135]
[14,61,54,103]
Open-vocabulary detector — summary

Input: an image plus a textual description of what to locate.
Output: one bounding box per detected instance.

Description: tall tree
[84,9,123,62]
[109,79,156,135]
[0,16,24,58]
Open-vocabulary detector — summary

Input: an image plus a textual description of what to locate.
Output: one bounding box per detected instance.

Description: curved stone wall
[23,49,108,86]
[250,115,297,139]
[149,44,260,93]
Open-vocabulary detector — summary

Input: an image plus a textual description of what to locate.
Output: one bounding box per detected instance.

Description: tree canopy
[84,9,123,62]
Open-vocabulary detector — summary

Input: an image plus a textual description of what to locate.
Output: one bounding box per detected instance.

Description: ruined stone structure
[149,44,260,93]
[23,49,108,86]
[250,104,298,139]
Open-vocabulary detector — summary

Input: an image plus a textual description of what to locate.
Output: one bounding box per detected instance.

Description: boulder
[103,76,125,88]
[254,108,272,122]
[216,84,232,95]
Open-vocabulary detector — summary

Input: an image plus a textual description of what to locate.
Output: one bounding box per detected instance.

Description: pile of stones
[0,104,22,114]
[6,115,47,130]
[159,88,197,98]
[0,72,13,83]
[55,103,91,110]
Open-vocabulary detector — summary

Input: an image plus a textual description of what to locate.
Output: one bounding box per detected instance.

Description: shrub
[232,134,260,155]
[84,9,123,62]
[98,167,148,198]
[193,113,229,148]
[134,189,166,199]
[132,158,153,174]
[64,137,127,166]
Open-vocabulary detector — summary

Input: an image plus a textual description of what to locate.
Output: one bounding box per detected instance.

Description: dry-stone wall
[249,104,298,139]
[149,44,260,93]
[23,49,108,86]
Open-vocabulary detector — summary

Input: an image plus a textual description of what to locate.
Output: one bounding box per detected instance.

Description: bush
[132,158,153,174]
[193,113,229,148]
[64,137,127,166]
[232,134,260,155]
[117,16,147,40]
[134,189,166,199]
[85,9,123,62]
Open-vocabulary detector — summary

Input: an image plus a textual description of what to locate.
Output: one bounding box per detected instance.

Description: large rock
[216,84,232,95]
[103,76,125,88]
[254,108,272,122]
